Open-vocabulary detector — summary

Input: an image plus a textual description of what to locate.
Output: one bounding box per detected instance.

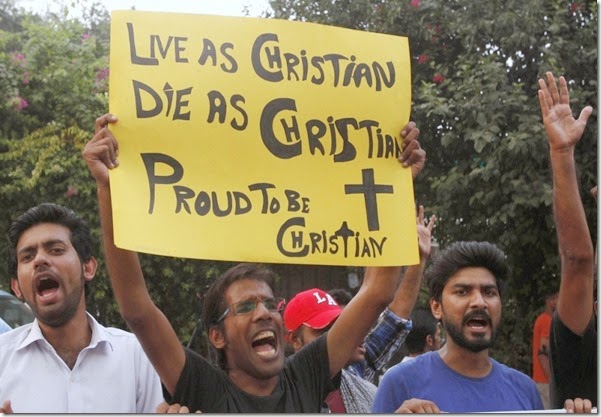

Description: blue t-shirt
[372,351,543,413]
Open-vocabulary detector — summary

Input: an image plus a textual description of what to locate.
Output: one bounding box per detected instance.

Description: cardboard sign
[108,10,418,266]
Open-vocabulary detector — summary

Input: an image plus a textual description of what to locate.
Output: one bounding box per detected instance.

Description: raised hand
[416,204,436,261]
[399,122,426,178]
[82,113,119,186]
[537,72,593,152]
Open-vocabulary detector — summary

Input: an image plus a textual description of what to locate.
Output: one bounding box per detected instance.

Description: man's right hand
[395,398,442,413]
[83,113,119,187]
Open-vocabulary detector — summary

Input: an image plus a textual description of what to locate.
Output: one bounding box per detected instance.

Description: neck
[228,369,279,397]
[38,307,92,370]
[437,340,492,378]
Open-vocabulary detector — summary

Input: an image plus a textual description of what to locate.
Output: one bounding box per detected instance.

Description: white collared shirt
[0,313,163,413]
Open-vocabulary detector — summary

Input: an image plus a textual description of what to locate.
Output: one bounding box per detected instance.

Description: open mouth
[464,314,491,330]
[251,330,278,358]
[36,276,59,298]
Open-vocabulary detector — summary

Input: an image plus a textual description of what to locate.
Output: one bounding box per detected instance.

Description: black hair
[425,241,508,302]
[9,203,94,276]
[202,263,276,370]
[405,306,440,354]
[328,288,353,306]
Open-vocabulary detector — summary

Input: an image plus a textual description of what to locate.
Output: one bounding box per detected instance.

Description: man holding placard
[83,113,425,412]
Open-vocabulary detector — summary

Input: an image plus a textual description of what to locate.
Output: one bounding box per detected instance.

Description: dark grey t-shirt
[549,312,597,408]
[164,334,332,412]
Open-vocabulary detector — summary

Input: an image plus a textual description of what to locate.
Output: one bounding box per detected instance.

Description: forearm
[388,261,426,319]
[551,148,594,264]
[550,148,595,333]
[327,266,400,377]
[360,309,411,382]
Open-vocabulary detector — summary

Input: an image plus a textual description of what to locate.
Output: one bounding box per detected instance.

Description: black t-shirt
[163,333,332,412]
[549,312,597,408]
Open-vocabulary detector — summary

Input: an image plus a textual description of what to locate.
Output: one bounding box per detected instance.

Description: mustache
[462,309,492,326]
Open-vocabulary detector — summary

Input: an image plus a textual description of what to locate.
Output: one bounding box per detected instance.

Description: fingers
[417,205,425,225]
[400,121,417,140]
[156,402,170,413]
[427,214,437,233]
[85,122,120,169]
[400,139,425,167]
[155,401,191,413]
[558,75,569,105]
[565,397,592,413]
[537,88,550,118]
[578,105,594,125]
[95,113,118,134]
[1,399,13,413]
[546,72,559,104]
[395,398,441,414]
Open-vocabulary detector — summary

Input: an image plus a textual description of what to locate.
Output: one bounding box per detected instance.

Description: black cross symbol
[345,168,393,231]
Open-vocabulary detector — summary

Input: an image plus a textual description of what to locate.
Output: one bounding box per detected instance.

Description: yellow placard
[109,10,418,266]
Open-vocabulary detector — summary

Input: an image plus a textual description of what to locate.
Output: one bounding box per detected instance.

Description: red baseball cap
[284,288,343,332]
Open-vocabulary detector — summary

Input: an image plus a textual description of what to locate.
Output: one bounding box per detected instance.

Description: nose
[469,290,487,309]
[252,300,272,321]
[32,250,50,270]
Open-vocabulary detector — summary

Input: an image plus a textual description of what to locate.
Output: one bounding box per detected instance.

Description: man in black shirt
[84,114,425,412]
[537,72,597,408]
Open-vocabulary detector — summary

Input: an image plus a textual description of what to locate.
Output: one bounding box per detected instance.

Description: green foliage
[0,1,225,345]
[0,0,109,138]
[269,0,597,373]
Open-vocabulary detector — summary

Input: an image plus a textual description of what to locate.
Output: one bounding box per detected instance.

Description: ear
[209,326,226,349]
[425,334,434,348]
[286,330,304,352]
[430,297,442,321]
[10,278,23,299]
[82,257,97,282]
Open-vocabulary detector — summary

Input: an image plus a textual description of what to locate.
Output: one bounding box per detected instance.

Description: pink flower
[12,97,28,111]
[65,185,78,198]
[432,73,444,84]
[96,68,109,81]
[410,0,420,8]
[418,54,429,64]
[11,53,25,66]
[22,71,30,85]
[82,33,91,41]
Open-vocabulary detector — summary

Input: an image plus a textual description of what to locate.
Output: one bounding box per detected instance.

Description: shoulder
[0,323,33,348]
[383,351,437,380]
[94,323,149,354]
[491,360,535,388]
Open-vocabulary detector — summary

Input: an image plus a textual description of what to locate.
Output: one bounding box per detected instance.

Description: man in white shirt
[0,203,163,413]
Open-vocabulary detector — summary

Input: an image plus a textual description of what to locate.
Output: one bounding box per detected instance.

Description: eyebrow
[17,238,68,256]
[450,283,498,291]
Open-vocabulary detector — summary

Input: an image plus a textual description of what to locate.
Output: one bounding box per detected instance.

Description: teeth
[256,347,276,357]
[253,330,275,342]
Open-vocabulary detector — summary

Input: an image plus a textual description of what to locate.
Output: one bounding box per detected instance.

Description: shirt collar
[16,312,114,352]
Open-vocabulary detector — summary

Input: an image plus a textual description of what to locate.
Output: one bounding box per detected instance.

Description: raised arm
[358,206,436,382]
[326,122,426,377]
[389,205,436,319]
[83,114,185,394]
[537,72,595,335]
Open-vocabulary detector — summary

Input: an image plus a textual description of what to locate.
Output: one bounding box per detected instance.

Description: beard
[442,309,497,353]
[29,275,85,328]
